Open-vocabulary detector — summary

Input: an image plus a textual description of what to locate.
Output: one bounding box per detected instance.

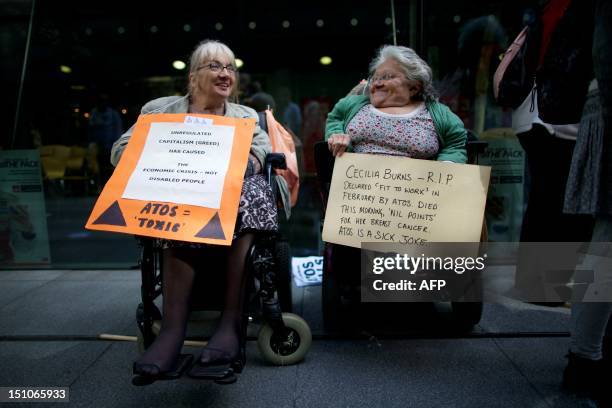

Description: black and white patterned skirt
[235,174,278,236]
[564,88,606,215]
[160,174,278,249]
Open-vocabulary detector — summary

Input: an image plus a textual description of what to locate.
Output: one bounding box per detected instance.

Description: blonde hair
[189,40,235,74]
[188,39,239,101]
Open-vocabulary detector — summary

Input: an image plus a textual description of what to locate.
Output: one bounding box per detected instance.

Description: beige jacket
[110,95,270,166]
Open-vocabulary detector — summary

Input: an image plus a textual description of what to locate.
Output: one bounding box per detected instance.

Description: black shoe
[131,354,193,386]
[188,318,248,384]
[187,347,243,379]
[562,352,603,398]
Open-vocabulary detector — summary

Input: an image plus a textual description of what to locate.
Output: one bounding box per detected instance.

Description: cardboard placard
[85,113,254,245]
[322,153,491,248]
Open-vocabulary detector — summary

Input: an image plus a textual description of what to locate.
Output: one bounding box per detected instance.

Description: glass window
[3,0,533,268]
[2,1,415,268]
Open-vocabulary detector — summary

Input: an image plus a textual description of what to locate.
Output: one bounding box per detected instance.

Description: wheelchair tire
[257,313,311,366]
[275,240,293,313]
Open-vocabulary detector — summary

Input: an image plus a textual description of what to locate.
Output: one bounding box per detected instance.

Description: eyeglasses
[197,62,237,74]
[370,73,400,82]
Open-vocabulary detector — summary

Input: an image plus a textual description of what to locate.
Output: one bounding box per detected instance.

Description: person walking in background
[559,0,612,405]
[87,93,123,181]
[510,0,612,404]
[277,86,302,138]
[511,0,596,304]
[511,0,595,248]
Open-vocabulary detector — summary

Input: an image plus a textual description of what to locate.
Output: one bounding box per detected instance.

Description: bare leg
[134,247,196,375]
[199,233,254,363]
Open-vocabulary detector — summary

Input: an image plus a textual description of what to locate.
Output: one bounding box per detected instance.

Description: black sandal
[187,347,245,384]
[189,317,248,384]
[131,353,193,386]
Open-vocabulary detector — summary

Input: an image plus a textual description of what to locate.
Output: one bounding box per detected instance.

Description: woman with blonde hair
[112,39,279,385]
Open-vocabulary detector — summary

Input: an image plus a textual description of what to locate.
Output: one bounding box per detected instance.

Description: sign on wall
[0,150,51,266]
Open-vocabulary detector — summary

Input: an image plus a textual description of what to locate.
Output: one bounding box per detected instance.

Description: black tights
[134,234,254,373]
[199,233,253,363]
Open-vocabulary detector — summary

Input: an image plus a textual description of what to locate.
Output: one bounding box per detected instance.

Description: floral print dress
[346,103,440,159]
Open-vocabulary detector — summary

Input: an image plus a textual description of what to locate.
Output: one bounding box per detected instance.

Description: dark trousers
[517,124,595,242]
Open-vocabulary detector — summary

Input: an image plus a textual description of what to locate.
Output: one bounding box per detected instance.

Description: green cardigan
[325,94,468,163]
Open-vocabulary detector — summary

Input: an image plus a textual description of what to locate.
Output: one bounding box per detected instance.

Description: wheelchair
[135,153,312,367]
[314,136,488,332]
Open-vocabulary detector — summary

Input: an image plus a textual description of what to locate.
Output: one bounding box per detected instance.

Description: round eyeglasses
[197,62,237,74]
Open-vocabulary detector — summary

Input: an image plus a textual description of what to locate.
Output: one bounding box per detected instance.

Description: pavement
[0,268,599,408]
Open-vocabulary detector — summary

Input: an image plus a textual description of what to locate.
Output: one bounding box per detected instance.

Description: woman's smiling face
[190,56,236,100]
[369,59,420,108]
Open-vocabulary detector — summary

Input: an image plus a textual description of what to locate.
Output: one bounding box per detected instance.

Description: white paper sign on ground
[292,256,323,287]
[122,122,234,208]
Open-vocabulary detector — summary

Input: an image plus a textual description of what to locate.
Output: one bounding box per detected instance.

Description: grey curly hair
[368,45,437,102]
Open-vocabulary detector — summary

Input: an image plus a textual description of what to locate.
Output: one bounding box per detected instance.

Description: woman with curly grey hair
[326,45,466,162]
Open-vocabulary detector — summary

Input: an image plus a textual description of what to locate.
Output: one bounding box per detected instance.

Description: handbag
[493,26,536,109]
[262,110,300,208]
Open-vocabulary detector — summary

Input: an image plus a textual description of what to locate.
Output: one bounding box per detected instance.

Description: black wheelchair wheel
[276,240,293,313]
[450,271,484,332]
[322,244,344,330]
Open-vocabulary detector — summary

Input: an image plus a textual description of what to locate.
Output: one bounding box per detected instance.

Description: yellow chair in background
[39,144,100,194]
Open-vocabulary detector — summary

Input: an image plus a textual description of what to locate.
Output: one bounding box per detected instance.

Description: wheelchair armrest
[466,140,488,165]
[264,153,286,196]
[466,140,488,156]
[265,153,287,170]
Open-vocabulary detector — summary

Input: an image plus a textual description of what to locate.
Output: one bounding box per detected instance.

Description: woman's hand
[328,133,351,157]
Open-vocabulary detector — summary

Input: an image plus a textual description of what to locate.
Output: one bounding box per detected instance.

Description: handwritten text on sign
[322,153,491,248]
[122,122,234,209]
